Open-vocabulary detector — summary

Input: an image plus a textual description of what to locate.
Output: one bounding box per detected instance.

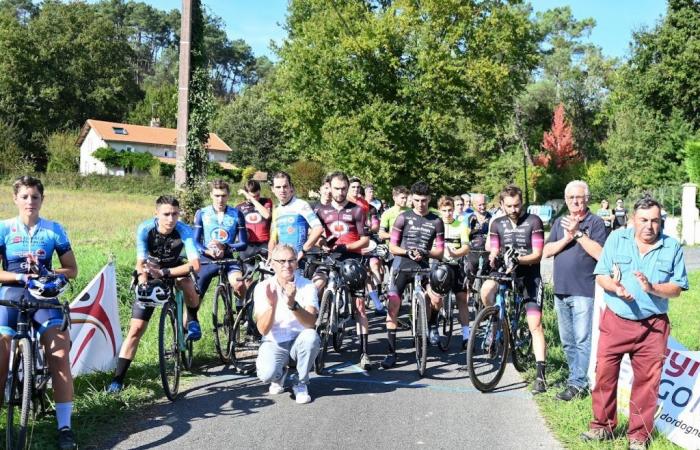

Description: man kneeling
[255,244,320,404]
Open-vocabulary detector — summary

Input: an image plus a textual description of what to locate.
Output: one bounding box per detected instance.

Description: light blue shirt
[593,227,688,320]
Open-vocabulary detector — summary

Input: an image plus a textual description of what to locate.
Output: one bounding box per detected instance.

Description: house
[77,119,234,175]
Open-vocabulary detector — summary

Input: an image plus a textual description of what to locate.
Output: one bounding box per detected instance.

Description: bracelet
[162,268,171,278]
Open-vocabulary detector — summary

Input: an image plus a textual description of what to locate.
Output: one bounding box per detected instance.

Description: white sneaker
[268,368,288,395]
[293,383,311,404]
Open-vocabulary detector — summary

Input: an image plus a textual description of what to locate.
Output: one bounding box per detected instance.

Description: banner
[589,287,700,450]
[69,262,123,377]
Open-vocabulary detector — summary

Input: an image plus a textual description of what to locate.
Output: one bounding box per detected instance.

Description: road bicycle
[398,267,433,377]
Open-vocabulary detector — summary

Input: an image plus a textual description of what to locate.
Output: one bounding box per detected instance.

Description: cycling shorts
[196,255,242,299]
[389,257,429,299]
[0,286,63,336]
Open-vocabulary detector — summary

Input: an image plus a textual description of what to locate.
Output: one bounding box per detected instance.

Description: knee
[297,329,320,348]
[256,360,279,383]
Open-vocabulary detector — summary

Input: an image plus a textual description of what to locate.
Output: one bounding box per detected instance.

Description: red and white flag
[69,262,123,377]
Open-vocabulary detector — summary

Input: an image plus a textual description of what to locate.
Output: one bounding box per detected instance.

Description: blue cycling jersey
[0,217,72,273]
[136,219,199,268]
[271,196,321,253]
[192,205,248,256]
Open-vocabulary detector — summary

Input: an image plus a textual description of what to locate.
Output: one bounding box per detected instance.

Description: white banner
[589,288,700,450]
[69,262,123,377]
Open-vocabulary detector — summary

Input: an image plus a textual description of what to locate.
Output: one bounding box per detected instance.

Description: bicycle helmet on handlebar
[27,274,70,300]
[340,259,367,291]
[135,279,170,306]
[429,263,453,295]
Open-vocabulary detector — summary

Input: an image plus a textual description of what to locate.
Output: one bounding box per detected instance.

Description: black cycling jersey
[466,211,492,250]
[390,210,445,257]
[489,212,544,275]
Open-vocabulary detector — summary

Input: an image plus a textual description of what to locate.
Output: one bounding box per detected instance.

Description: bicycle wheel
[6,338,32,450]
[212,284,234,364]
[437,291,455,352]
[315,289,333,374]
[158,302,180,401]
[332,287,349,353]
[414,292,428,376]
[466,305,509,392]
[231,299,258,373]
[510,300,534,373]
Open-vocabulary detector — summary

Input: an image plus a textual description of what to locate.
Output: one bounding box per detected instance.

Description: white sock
[56,401,72,430]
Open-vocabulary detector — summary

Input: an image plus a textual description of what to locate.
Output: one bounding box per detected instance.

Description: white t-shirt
[253,275,319,344]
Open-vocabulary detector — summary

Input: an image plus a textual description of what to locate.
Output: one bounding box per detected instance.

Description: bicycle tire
[510,299,534,373]
[6,338,32,450]
[414,291,428,376]
[212,284,234,364]
[230,299,258,374]
[182,338,194,371]
[332,287,349,353]
[315,289,333,374]
[466,305,509,392]
[437,291,455,352]
[159,302,180,401]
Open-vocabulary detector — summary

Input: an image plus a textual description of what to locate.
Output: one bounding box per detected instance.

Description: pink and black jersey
[489,212,544,275]
[237,198,273,244]
[391,210,445,258]
[316,201,367,253]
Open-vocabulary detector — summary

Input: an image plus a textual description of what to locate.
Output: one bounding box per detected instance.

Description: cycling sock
[428,308,438,326]
[462,325,470,339]
[113,357,132,384]
[56,402,72,430]
[387,329,397,354]
[368,291,383,311]
[536,361,546,380]
[186,305,199,322]
[360,333,369,354]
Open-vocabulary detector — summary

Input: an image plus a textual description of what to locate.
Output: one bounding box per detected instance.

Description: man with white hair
[543,180,606,401]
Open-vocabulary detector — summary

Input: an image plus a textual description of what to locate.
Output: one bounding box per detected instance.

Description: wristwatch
[289,301,300,311]
[573,231,584,240]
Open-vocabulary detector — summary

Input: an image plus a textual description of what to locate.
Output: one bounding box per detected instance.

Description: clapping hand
[634,271,653,293]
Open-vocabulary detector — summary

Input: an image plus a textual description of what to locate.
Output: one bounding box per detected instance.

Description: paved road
[100,321,561,450]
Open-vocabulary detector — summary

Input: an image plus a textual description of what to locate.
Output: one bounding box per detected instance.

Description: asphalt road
[100,319,561,450]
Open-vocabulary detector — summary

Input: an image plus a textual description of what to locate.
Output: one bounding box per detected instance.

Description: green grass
[535,275,700,450]
[0,187,225,448]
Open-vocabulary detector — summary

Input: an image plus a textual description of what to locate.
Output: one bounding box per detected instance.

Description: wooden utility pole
[175,0,192,187]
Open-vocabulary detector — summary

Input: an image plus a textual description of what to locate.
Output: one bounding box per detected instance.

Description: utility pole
[175,0,192,187]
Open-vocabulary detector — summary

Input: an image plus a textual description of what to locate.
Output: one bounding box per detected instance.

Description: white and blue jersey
[271,196,321,253]
[136,219,199,268]
[192,205,248,256]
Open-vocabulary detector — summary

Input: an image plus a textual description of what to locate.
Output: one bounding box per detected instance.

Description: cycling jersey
[136,219,199,268]
[367,205,380,231]
[391,210,445,257]
[315,201,367,253]
[489,212,544,284]
[465,211,492,250]
[237,198,273,243]
[271,196,321,253]
[442,219,469,265]
[379,206,409,234]
[193,205,248,256]
[0,217,72,273]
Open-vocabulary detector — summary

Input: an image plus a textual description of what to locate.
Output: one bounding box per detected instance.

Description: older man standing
[544,181,606,401]
[581,196,688,449]
[255,244,320,404]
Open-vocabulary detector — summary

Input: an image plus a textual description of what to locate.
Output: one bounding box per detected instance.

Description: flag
[69,261,123,377]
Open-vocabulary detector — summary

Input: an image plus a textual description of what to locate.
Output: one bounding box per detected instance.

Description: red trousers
[590,308,669,442]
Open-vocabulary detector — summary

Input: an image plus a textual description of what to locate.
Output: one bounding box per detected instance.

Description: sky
[134,0,668,60]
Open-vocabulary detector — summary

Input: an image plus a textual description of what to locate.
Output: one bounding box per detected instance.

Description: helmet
[375,244,389,260]
[135,280,170,305]
[28,274,69,300]
[340,259,367,291]
[429,264,454,295]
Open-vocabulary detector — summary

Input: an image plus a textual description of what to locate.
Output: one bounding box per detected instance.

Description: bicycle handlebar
[0,298,71,332]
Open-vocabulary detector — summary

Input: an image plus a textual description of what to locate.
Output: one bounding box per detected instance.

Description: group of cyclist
[0,172,548,448]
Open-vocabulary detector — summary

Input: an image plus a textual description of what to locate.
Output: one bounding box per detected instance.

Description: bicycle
[465,250,490,321]
[1,286,71,450]
[436,284,456,352]
[398,267,433,377]
[465,255,534,392]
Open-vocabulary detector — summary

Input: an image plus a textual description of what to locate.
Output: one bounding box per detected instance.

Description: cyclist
[194,180,248,302]
[268,171,324,264]
[454,196,465,222]
[461,194,474,215]
[436,196,470,347]
[381,181,444,369]
[378,186,409,241]
[365,184,383,215]
[311,175,332,214]
[350,181,383,314]
[108,195,201,393]
[313,171,372,369]
[480,184,547,394]
[237,179,272,263]
[0,176,79,449]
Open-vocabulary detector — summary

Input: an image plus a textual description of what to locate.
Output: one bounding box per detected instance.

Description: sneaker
[381,353,397,369]
[293,383,311,404]
[58,427,77,450]
[429,326,439,346]
[461,338,469,350]
[580,428,613,442]
[628,439,648,450]
[106,380,123,394]
[531,377,547,395]
[556,385,587,401]
[359,353,372,371]
[268,367,289,395]
[186,320,202,341]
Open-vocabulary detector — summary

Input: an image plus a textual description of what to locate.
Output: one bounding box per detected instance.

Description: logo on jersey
[246,212,262,224]
[12,236,21,243]
[210,228,229,242]
[330,221,349,237]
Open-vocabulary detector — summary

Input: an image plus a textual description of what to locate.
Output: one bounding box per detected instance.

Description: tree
[127,82,178,128]
[537,104,579,169]
[46,130,80,173]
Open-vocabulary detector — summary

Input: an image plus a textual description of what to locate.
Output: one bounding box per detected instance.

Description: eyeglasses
[273,258,297,265]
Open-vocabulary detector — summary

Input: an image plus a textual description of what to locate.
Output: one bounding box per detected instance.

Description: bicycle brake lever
[60,303,71,332]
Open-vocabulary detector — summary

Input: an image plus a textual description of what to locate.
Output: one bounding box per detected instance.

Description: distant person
[612,198,627,230]
[596,199,613,234]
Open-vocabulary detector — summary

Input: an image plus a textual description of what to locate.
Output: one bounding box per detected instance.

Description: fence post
[681,183,698,245]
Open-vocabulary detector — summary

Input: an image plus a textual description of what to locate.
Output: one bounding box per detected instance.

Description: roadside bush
[685,140,700,184]
[241,165,257,181]
[207,162,242,183]
[0,121,34,175]
[287,160,325,200]
[0,173,173,196]
[46,130,80,173]
[93,147,157,173]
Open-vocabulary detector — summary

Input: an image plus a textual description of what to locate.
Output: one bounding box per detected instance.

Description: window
[112,127,128,135]
[163,151,168,157]
[125,146,134,153]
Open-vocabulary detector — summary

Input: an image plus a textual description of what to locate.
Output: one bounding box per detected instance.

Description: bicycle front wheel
[159,302,180,401]
[332,287,349,353]
[231,299,258,374]
[510,300,534,373]
[414,292,428,377]
[6,338,32,450]
[466,305,509,392]
[315,289,333,374]
[437,291,456,352]
[213,284,234,364]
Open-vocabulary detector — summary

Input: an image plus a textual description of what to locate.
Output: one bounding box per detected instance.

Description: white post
[681,183,698,245]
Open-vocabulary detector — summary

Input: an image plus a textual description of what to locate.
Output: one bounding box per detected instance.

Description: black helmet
[135,279,170,304]
[429,264,453,295]
[28,274,69,300]
[340,259,367,291]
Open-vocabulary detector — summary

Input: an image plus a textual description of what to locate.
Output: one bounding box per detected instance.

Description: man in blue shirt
[581,196,688,449]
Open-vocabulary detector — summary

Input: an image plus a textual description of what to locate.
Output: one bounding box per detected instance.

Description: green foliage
[686,141,700,184]
[46,130,80,173]
[0,172,173,196]
[287,160,325,200]
[0,120,33,174]
[207,161,242,183]
[241,165,257,181]
[126,83,178,129]
[176,184,207,223]
[92,147,157,173]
